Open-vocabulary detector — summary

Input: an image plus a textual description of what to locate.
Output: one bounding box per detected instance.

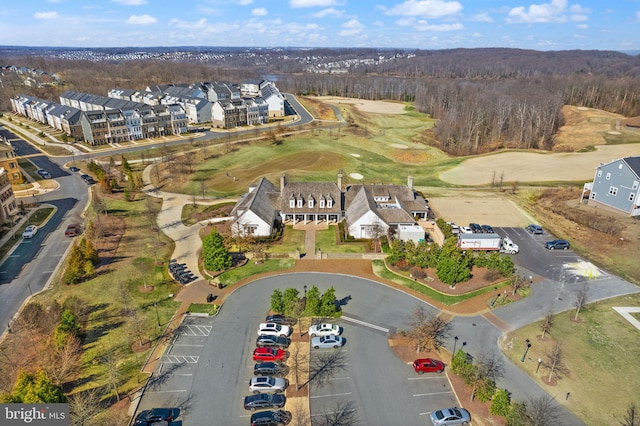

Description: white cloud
[637,10,640,22]
[507,0,571,23]
[112,0,148,5]
[414,20,464,31]
[313,8,343,18]
[34,11,58,20]
[126,14,157,25]
[238,0,253,4]
[576,23,588,29]
[338,19,364,36]
[471,12,493,23]
[252,8,267,16]
[384,0,462,18]
[169,18,208,30]
[290,0,336,8]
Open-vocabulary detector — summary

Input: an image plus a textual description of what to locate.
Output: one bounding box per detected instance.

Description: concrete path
[141,163,238,283]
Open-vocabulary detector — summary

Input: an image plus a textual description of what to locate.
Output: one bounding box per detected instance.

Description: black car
[256,335,290,349]
[254,362,288,376]
[265,314,296,325]
[244,393,286,411]
[545,239,570,250]
[250,410,292,426]
[69,166,80,172]
[469,223,483,233]
[481,224,494,233]
[133,408,179,425]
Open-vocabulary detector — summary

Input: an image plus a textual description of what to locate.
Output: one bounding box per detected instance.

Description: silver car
[249,376,287,394]
[311,335,345,349]
[429,407,471,425]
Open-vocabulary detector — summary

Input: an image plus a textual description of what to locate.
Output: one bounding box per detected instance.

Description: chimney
[407,175,414,190]
[337,173,343,190]
[280,174,286,193]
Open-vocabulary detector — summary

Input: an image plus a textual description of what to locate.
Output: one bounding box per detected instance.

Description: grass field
[266,226,306,253]
[501,292,640,424]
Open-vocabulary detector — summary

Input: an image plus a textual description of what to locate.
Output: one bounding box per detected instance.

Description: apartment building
[0,168,18,226]
[0,140,22,185]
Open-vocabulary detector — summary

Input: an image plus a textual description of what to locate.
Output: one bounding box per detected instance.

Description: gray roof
[232,178,280,226]
[623,156,640,178]
[281,181,341,214]
[345,183,428,227]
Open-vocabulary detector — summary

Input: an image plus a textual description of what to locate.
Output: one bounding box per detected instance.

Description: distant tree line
[4,48,640,155]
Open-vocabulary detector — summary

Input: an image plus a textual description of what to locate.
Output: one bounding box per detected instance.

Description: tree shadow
[83,320,126,346]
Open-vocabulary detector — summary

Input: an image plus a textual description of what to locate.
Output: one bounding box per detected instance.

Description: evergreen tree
[319,287,337,316]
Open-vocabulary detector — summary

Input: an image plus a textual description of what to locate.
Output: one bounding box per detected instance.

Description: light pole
[303,284,307,299]
[26,282,33,296]
[521,339,531,362]
[154,303,161,327]
[536,357,542,373]
[453,336,459,357]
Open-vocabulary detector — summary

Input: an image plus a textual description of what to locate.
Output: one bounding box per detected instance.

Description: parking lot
[309,319,458,426]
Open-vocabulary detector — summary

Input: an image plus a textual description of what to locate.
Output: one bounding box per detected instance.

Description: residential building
[260,82,285,117]
[0,140,22,185]
[0,168,18,225]
[230,178,281,238]
[583,156,640,216]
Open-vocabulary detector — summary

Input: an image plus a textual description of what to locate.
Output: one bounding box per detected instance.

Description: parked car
[133,408,179,425]
[22,225,38,239]
[446,222,460,234]
[36,169,51,179]
[308,323,341,337]
[253,347,287,362]
[481,224,495,233]
[64,224,80,237]
[429,407,471,425]
[265,314,296,325]
[254,362,288,376]
[258,323,291,337]
[527,224,544,234]
[460,226,473,234]
[545,239,570,250]
[311,335,345,349]
[413,358,445,374]
[69,166,80,172]
[256,335,290,349]
[243,393,286,411]
[250,410,292,426]
[80,174,95,185]
[249,376,287,394]
[469,223,482,233]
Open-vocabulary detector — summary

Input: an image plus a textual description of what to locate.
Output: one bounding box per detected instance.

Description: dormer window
[308,197,314,208]
[319,197,325,208]
[327,198,333,208]
[289,198,295,208]
[297,196,303,208]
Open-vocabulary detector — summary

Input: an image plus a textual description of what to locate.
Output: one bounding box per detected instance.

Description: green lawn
[266,226,306,253]
[217,259,295,287]
[502,292,640,424]
[315,227,365,253]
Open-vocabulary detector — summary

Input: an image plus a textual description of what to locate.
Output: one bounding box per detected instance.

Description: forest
[2,47,639,155]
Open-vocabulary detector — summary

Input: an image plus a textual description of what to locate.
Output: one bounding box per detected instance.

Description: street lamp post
[521,339,531,362]
[26,282,33,296]
[154,303,161,327]
[453,336,459,357]
[536,357,542,373]
[303,284,307,299]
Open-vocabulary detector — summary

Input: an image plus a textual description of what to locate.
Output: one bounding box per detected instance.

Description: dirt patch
[298,96,338,121]
[95,214,126,270]
[553,105,622,151]
[428,195,533,227]
[390,149,431,164]
[317,96,407,115]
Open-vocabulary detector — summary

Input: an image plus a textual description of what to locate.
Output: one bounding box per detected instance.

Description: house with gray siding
[583,156,640,216]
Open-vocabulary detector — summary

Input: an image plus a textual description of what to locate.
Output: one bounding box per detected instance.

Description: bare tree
[307,349,348,388]
[540,309,554,339]
[68,388,104,426]
[574,282,589,320]
[468,352,504,401]
[101,349,122,401]
[510,274,526,296]
[407,305,451,353]
[289,344,308,391]
[45,334,83,386]
[318,399,359,426]
[510,394,563,426]
[544,343,569,382]
[616,403,640,426]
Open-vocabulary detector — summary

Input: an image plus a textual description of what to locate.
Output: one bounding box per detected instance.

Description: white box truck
[457,233,519,254]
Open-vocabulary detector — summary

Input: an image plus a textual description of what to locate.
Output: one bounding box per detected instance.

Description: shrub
[490,388,512,417]
[484,269,502,282]
[476,378,497,402]
[271,289,285,314]
[202,230,232,271]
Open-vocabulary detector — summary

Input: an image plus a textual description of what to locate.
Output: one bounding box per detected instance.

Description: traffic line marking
[340,316,389,332]
[408,376,447,380]
[413,391,453,397]
[310,392,352,399]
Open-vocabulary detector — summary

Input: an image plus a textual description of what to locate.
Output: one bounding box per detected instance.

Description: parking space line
[174,374,193,376]
[161,355,199,363]
[311,409,356,418]
[407,376,447,380]
[310,392,352,399]
[147,389,188,393]
[413,391,453,397]
[173,344,205,347]
[328,377,350,380]
[419,412,432,416]
[340,316,389,333]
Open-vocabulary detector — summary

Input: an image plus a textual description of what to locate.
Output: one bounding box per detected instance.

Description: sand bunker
[316,96,406,114]
[577,107,590,110]
[349,173,364,180]
[351,153,361,158]
[390,144,408,149]
[607,131,622,135]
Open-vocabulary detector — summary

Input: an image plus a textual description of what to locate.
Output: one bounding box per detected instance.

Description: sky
[0,0,639,51]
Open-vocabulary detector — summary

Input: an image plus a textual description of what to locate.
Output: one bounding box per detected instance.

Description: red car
[413,358,445,374]
[253,347,287,362]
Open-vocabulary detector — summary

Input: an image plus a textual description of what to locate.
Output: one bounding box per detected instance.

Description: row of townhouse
[0,139,23,185]
[11,94,188,145]
[0,167,18,226]
[109,79,284,128]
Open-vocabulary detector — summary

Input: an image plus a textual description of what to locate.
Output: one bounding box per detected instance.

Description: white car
[308,323,341,337]
[257,323,290,337]
[311,335,345,349]
[249,376,287,394]
[22,225,38,239]
[460,226,473,234]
